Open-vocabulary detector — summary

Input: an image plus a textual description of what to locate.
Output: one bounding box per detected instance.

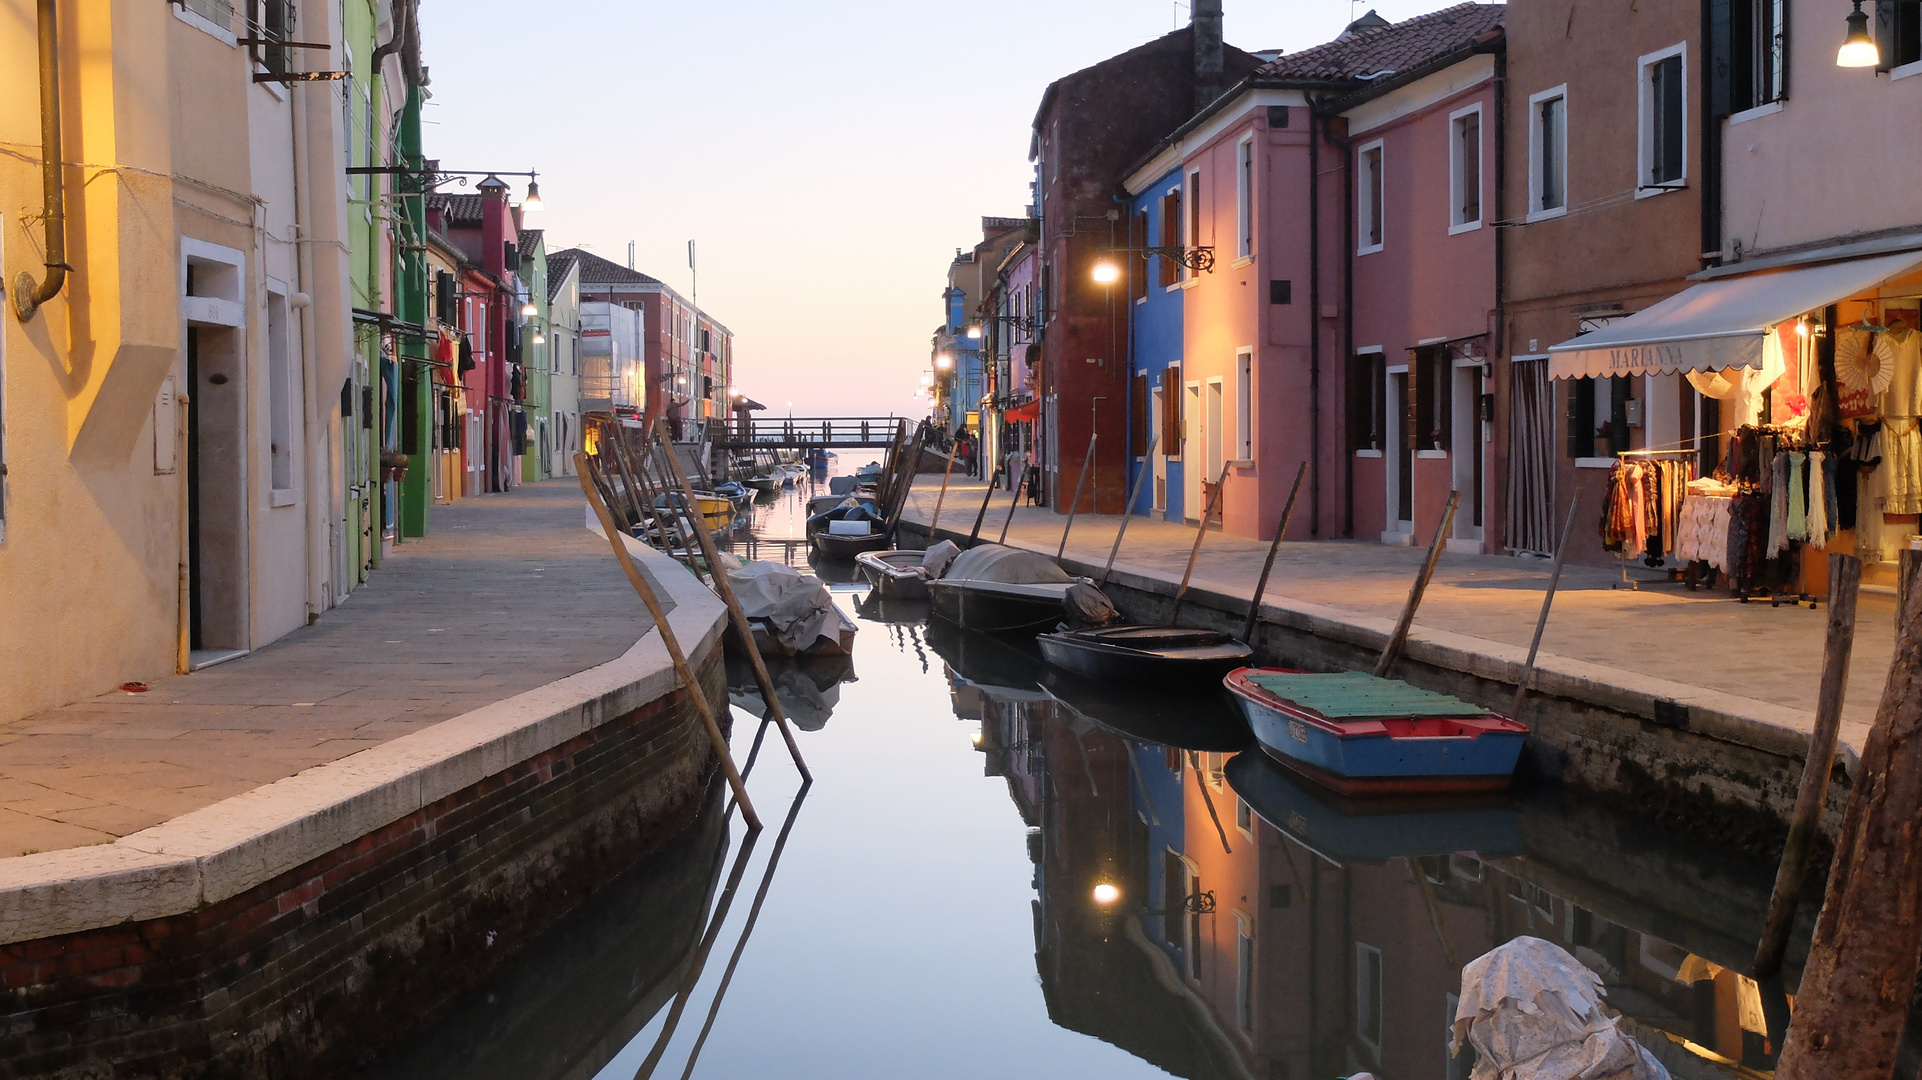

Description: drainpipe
[1307,101,1322,537]
[1492,47,1509,548]
[291,57,327,621]
[13,0,68,322]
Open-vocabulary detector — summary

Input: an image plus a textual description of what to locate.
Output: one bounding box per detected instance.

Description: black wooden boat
[925,544,1116,636]
[1036,624,1252,683]
[1038,669,1252,753]
[810,528,890,560]
[855,550,934,600]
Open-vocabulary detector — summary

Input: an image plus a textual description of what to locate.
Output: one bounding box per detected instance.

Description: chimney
[1193,0,1224,113]
[477,174,509,279]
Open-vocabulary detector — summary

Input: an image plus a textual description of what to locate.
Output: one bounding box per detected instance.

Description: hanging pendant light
[1838,1,1879,68]
[522,174,544,212]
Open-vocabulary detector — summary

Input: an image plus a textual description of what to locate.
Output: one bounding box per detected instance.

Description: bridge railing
[717,417,914,447]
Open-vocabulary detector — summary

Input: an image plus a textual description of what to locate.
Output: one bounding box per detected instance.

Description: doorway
[1386,367,1413,538]
[185,326,248,655]
[1183,382,1201,520]
[1450,360,1484,547]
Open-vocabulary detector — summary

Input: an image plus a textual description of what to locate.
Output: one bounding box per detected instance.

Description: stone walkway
[0,483,648,858]
[904,479,1899,753]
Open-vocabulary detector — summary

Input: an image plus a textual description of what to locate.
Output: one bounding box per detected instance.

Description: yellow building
[1,0,358,723]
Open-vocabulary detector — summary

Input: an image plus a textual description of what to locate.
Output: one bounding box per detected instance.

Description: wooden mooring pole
[1099,433,1159,588]
[576,454,762,831]
[1374,491,1460,679]
[1239,461,1308,643]
[927,438,958,538]
[1753,552,1861,978]
[1509,494,1582,723]
[1773,549,1922,1078]
[649,428,812,784]
[997,464,1028,545]
[1057,431,1098,560]
[967,467,1001,548]
[1169,463,1232,626]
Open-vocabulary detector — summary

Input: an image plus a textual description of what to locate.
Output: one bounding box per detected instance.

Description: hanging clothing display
[1601,457,1694,560]
[1807,450,1831,549]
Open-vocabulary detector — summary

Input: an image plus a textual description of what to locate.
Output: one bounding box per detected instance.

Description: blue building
[1125,167,1186,522]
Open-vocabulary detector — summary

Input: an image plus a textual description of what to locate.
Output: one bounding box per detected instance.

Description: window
[1449,105,1483,231]
[1159,188,1183,288]
[1347,352,1386,454]
[1236,135,1255,259]
[1356,942,1383,1056]
[1164,363,1184,457]
[1640,46,1687,191]
[1529,87,1568,218]
[254,0,294,74]
[1130,209,1149,303]
[1162,850,1187,948]
[1887,2,1922,73]
[1414,345,1452,452]
[181,0,235,31]
[1185,168,1203,281]
[1721,0,1787,110]
[1357,140,1384,253]
[1567,375,1631,457]
[1235,913,1256,1033]
[1132,372,1149,457]
[1234,792,1254,837]
[1236,349,1253,460]
[266,289,295,495]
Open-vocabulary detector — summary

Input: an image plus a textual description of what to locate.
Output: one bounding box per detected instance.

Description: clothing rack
[1607,450,1698,591]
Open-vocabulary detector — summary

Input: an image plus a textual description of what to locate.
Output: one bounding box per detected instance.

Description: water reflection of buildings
[934,625,1801,1080]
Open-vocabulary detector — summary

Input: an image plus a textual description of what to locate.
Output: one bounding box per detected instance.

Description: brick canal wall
[900,522,1848,857]
[0,531,732,1079]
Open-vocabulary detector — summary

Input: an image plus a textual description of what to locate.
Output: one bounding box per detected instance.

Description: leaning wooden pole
[1057,431,1099,560]
[1508,493,1582,722]
[1169,462,1233,625]
[1239,461,1309,643]
[1374,491,1460,679]
[1099,433,1160,588]
[576,454,762,830]
[649,428,812,784]
[927,438,959,539]
[997,464,1028,545]
[967,466,1000,548]
[1775,550,1922,1078]
[1753,552,1862,977]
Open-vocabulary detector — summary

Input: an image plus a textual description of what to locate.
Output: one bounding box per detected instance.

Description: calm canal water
[360,473,1854,1080]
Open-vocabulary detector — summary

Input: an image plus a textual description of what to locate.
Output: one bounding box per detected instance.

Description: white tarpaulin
[726,561,838,654]
[1451,937,1669,1080]
[1547,250,1922,380]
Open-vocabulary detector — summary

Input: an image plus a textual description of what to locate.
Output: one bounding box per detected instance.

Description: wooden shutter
[1160,193,1181,288]
[1132,373,1149,457]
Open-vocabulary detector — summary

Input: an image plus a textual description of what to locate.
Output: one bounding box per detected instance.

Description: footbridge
[712,416,921,450]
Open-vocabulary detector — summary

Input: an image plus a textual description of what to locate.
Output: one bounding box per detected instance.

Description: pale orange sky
[420,0,1468,417]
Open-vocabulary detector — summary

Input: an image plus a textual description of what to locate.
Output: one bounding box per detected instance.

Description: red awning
[1005,401,1039,422]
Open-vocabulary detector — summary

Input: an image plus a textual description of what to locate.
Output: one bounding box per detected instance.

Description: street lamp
[966,325,982,340]
[521,174,544,212]
[935,354,954,371]
[521,300,537,318]
[1837,0,1882,66]
[1091,261,1120,285]
[1091,883,1120,906]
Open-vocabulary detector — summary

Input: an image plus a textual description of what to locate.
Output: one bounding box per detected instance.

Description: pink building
[1120,5,1503,545]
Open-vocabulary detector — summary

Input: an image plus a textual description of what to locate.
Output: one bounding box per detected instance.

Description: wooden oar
[576,453,761,830]
[1169,462,1233,625]
[1374,490,1460,679]
[1057,431,1098,560]
[1508,493,1581,721]
[1099,433,1160,588]
[1239,461,1309,643]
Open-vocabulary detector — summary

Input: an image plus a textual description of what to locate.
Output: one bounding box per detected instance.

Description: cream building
[0,0,359,723]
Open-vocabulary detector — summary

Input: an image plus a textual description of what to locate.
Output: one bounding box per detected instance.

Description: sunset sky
[419,0,1465,417]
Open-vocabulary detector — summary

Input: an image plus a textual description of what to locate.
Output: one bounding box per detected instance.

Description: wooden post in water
[997,464,1028,545]
[967,467,1000,548]
[1239,462,1309,643]
[1775,550,1922,1078]
[927,438,958,539]
[1057,431,1098,560]
[1099,433,1159,588]
[649,428,812,783]
[1169,463,1233,626]
[881,422,927,543]
[575,455,761,831]
[1374,491,1460,679]
[1508,494,1582,722]
[1753,552,1861,978]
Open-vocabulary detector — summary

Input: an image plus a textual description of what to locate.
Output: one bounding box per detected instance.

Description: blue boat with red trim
[1222,668,1528,795]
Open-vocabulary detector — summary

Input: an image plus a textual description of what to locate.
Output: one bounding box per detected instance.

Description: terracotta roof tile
[1259,3,1503,82]
[427,192,484,228]
[549,247,663,287]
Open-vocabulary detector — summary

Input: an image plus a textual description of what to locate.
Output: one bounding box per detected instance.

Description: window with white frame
[266,288,295,495]
[1449,105,1483,231]
[1528,87,1568,218]
[1357,140,1384,253]
[1236,349,1253,460]
[1356,941,1384,1057]
[1640,45,1687,191]
[1235,913,1256,1033]
[1728,0,1787,109]
[1235,135,1254,259]
[1185,168,1203,280]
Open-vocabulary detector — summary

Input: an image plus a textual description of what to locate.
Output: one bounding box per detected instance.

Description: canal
[357,473,1874,1080]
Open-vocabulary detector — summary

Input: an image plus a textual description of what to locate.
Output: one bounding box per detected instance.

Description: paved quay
[903,478,1900,763]
[0,482,650,859]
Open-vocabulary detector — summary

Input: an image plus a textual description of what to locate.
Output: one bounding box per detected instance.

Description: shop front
[1546,249,1922,598]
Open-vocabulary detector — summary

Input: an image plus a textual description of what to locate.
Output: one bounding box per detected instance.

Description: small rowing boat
[855,541,959,601]
[1036,624,1251,684]
[925,544,1116,636]
[1223,668,1527,795]
[1223,751,1523,864]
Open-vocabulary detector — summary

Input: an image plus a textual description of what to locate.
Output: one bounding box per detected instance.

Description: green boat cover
[1245,672,1490,719]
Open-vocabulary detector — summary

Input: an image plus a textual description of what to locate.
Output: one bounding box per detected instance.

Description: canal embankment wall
[0,527,729,1079]
[899,517,1850,858]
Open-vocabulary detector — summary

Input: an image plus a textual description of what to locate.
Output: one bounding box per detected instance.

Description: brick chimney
[1193,0,1224,113]
[478,174,509,279]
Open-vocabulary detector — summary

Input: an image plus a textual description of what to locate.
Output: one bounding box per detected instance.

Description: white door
[1184,382,1202,520]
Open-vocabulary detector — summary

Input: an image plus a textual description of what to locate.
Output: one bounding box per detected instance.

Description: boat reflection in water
[725,652,856,732]
[933,623,1806,1080]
